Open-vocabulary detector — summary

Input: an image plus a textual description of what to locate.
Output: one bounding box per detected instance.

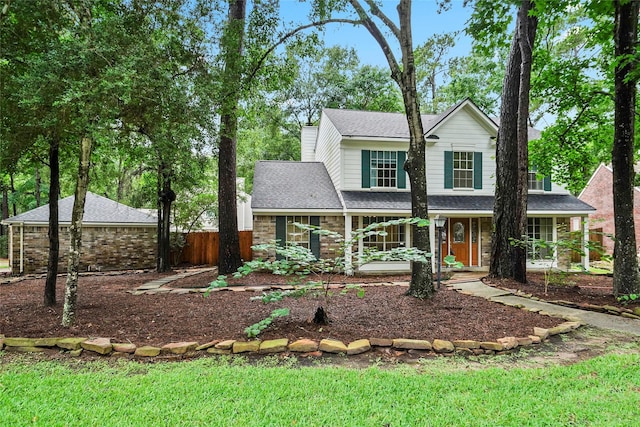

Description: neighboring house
[252,99,595,273]
[578,163,640,256]
[1,192,157,274]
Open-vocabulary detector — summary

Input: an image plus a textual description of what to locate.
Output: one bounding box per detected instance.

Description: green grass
[0,258,8,269]
[1,354,639,426]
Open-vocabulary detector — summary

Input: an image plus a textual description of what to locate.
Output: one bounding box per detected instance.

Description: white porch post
[19,222,24,274]
[344,214,353,275]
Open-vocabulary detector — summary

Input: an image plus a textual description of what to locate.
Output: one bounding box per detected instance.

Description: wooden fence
[178,231,253,266]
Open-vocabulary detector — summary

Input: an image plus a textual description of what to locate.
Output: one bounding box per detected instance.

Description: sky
[280,0,474,67]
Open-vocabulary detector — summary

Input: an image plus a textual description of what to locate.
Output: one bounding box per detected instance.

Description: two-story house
[251,99,595,273]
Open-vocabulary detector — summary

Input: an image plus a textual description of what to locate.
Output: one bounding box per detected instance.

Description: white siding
[341,140,410,191]
[300,126,318,162]
[426,109,496,195]
[315,112,343,190]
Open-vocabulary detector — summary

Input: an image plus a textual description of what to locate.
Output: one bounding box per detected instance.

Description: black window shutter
[275,216,286,260]
[310,216,320,259]
[473,152,483,189]
[397,151,406,189]
[444,151,453,189]
[361,150,371,188]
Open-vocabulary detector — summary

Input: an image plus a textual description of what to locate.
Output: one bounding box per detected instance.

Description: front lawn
[1,354,638,426]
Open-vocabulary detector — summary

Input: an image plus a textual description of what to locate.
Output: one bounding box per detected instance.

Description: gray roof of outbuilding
[251,161,343,210]
[2,192,157,225]
[340,191,595,213]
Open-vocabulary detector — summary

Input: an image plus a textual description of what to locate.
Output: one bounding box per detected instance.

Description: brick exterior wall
[10,225,157,274]
[252,215,344,260]
[579,165,640,255]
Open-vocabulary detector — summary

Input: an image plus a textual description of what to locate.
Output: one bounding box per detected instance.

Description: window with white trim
[370,151,397,188]
[527,218,553,260]
[362,216,406,251]
[453,151,474,188]
[286,216,310,249]
[528,171,544,190]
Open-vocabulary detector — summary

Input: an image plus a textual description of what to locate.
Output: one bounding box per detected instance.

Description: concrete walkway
[447,279,640,337]
[133,267,216,294]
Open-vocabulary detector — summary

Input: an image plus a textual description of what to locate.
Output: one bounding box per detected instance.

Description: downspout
[582,216,590,270]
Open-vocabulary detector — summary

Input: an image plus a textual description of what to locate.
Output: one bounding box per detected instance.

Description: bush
[0,234,8,258]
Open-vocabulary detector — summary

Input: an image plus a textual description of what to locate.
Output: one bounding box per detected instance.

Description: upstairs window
[444,151,483,190]
[361,150,407,189]
[528,172,544,190]
[453,151,474,188]
[370,151,397,188]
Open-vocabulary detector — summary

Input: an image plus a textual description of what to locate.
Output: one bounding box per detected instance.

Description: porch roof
[340,191,595,214]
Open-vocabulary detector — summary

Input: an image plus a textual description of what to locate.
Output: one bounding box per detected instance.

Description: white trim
[19,222,24,274]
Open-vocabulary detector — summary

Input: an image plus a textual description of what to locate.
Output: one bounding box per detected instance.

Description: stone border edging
[0,320,582,360]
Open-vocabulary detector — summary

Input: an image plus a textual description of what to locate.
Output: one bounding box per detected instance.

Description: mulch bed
[0,269,578,348]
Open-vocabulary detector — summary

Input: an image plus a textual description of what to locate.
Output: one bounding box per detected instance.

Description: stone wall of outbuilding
[9,225,157,274]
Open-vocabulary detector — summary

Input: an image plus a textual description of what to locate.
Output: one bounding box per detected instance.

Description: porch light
[434,216,447,289]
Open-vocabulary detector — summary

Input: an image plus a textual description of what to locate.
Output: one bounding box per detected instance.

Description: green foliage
[617,294,639,305]
[244,308,290,338]
[0,234,8,258]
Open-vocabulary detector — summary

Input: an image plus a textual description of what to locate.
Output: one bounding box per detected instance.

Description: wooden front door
[449,219,470,266]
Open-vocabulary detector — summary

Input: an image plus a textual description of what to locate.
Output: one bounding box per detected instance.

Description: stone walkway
[448,279,640,337]
[132,269,640,337]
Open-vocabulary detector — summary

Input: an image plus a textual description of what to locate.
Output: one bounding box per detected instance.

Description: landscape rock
[621,312,640,320]
[392,339,432,351]
[496,337,519,350]
[57,337,88,350]
[288,339,318,353]
[4,337,37,347]
[81,338,113,355]
[233,341,261,353]
[161,341,199,355]
[432,339,454,353]
[533,327,550,340]
[196,340,220,351]
[6,346,46,353]
[548,322,579,336]
[452,340,481,349]
[206,347,231,355]
[480,341,503,351]
[112,343,137,353]
[69,349,83,357]
[135,346,161,357]
[516,337,533,346]
[347,339,371,355]
[319,339,348,353]
[369,338,393,347]
[260,339,289,353]
[34,337,63,347]
[215,340,236,350]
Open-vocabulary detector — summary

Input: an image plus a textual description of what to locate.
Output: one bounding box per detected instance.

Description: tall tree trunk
[490,1,536,283]
[1,185,8,236]
[34,167,42,207]
[156,163,175,272]
[44,140,60,306]
[9,172,16,216]
[217,0,245,275]
[349,0,434,297]
[612,0,640,296]
[62,136,92,327]
[514,0,538,284]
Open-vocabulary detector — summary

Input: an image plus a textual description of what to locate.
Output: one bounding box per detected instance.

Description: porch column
[344,214,353,275]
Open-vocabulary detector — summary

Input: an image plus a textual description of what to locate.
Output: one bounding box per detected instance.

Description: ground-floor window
[275,215,320,259]
[527,217,553,260]
[361,216,406,251]
[286,216,310,249]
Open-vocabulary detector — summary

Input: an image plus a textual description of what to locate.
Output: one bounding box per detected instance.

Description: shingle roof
[322,98,499,139]
[251,161,343,210]
[2,192,157,225]
[340,191,594,213]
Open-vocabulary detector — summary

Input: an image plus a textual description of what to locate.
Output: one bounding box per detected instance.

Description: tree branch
[363,0,401,39]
